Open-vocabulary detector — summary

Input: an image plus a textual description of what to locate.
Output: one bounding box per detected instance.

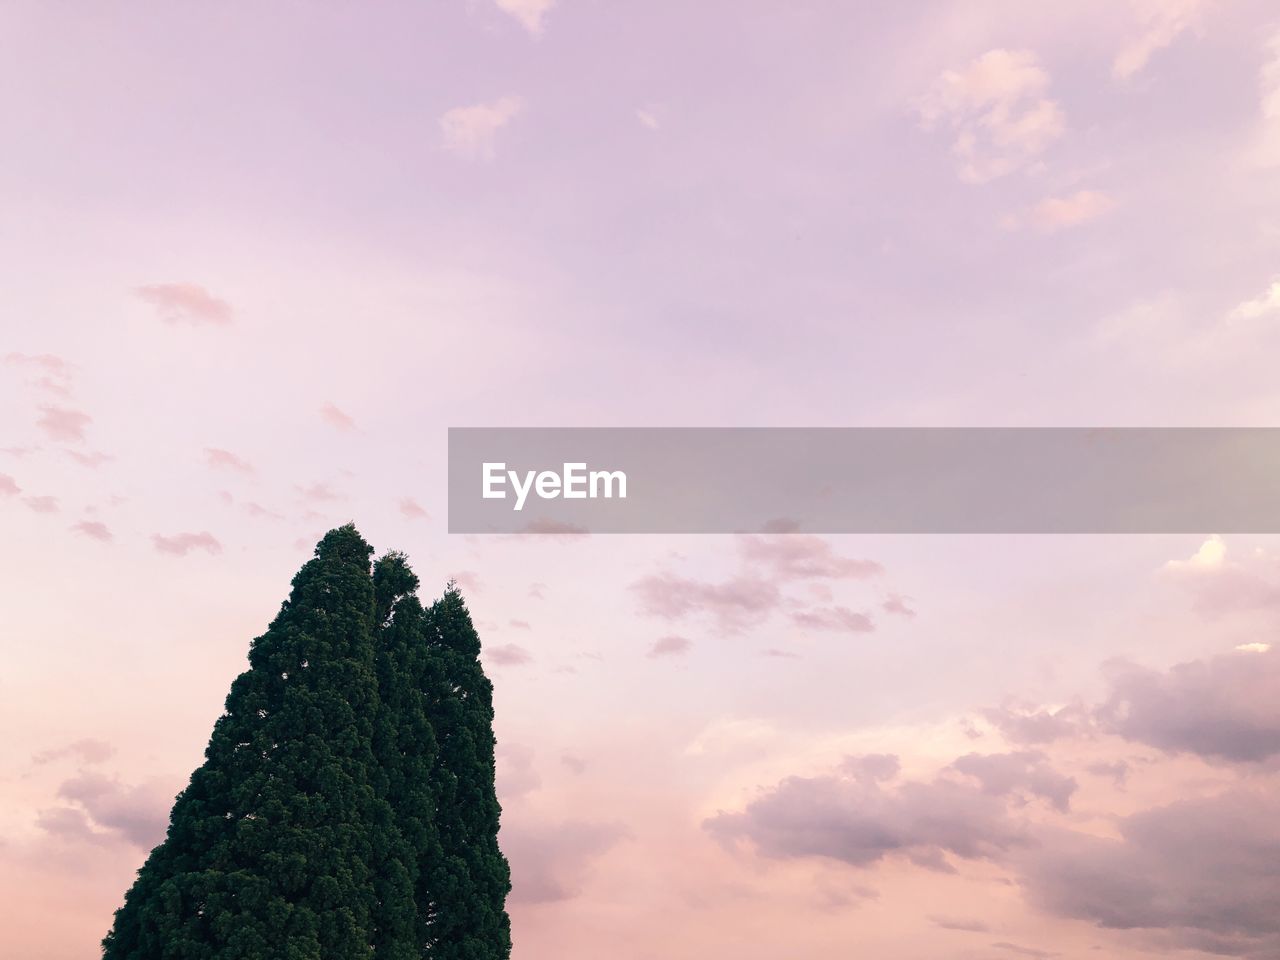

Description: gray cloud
[951,750,1077,813]
[1023,788,1280,958]
[1096,648,1280,762]
[704,757,1034,870]
[502,818,629,904]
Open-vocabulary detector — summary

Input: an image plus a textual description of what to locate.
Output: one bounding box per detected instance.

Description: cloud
[636,106,661,130]
[738,535,882,581]
[951,750,1077,813]
[296,481,343,502]
[399,497,428,520]
[0,473,18,496]
[24,495,58,514]
[791,605,874,634]
[503,818,628,903]
[64,450,112,468]
[705,756,1033,870]
[496,743,542,802]
[1024,788,1280,957]
[1227,279,1280,321]
[241,502,283,520]
[204,447,254,474]
[32,739,115,765]
[930,915,990,933]
[881,594,915,618]
[631,572,780,634]
[981,700,1090,745]
[494,0,554,35]
[1096,647,1280,762]
[71,520,113,542]
[151,531,222,557]
[992,943,1058,959]
[48,770,171,849]
[917,49,1065,183]
[1021,189,1117,232]
[6,352,74,395]
[648,635,693,658]
[1113,0,1207,80]
[35,405,91,443]
[319,402,356,431]
[487,643,533,666]
[134,282,232,325]
[440,96,523,160]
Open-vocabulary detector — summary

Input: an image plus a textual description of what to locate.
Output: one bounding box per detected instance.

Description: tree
[370,552,441,958]
[103,525,413,959]
[419,584,512,960]
[102,529,511,960]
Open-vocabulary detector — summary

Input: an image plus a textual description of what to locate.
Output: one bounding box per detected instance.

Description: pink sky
[4,2,1280,958]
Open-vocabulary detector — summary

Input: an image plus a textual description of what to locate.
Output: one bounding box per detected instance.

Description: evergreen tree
[370,553,442,958]
[102,529,511,960]
[420,585,512,960]
[103,525,414,960]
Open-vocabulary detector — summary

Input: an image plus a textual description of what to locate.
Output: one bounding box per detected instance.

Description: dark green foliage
[103,528,511,960]
[420,586,513,960]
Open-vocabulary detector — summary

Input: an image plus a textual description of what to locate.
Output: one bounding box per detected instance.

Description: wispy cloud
[36,405,91,443]
[134,283,232,325]
[319,402,356,431]
[494,0,555,36]
[204,447,254,474]
[918,49,1065,183]
[648,635,693,658]
[441,96,523,160]
[1113,0,1207,80]
[151,531,222,557]
[71,520,113,542]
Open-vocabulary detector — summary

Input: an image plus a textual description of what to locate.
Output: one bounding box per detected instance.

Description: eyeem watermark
[450,428,1280,533]
[482,462,628,512]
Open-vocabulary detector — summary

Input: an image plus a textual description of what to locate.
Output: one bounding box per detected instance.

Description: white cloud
[440,95,524,160]
[495,0,555,36]
[1228,279,1280,321]
[636,106,661,131]
[1007,189,1117,232]
[1113,0,1209,79]
[1166,534,1227,571]
[917,49,1065,183]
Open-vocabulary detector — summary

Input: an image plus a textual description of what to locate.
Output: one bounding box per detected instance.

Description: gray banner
[447,428,1280,533]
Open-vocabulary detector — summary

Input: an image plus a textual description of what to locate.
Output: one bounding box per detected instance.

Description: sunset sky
[4,2,1280,958]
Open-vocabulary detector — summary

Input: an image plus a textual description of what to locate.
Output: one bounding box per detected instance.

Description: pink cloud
[64,450,112,468]
[203,448,253,474]
[296,481,342,502]
[440,95,523,160]
[917,49,1065,183]
[738,535,882,581]
[24,495,59,514]
[791,605,874,634]
[241,502,283,520]
[36,405,91,443]
[398,497,428,520]
[319,403,356,431]
[32,739,115,765]
[1027,190,1116,232]
[134,282,232,325]
[487,643,533,666]
[0,473,18,496]
[450,571,482,592]
[503,817,628,903]
[882,594,916,618]
[151,531,222,557]
[71,520,113,543]
[648,635,693,658]
[631,572,780,634]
